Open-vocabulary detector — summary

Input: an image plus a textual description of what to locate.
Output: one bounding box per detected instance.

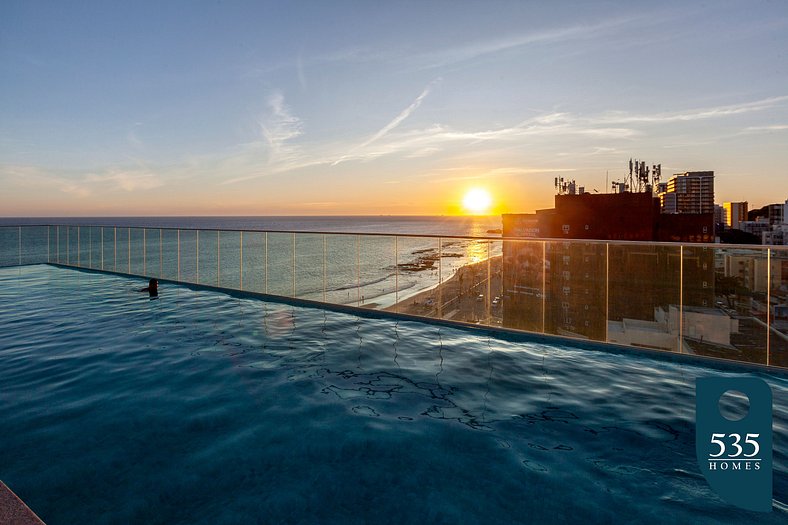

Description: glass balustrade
[2,224,785,369]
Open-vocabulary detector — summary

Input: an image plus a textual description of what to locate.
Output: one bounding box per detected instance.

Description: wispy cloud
[165,93,788,188]
[417,15,644,70]
[1,164,163,198]
[261,92,304,154]
[84,169,163,192]
[596,95,788,124]
[743,124,788,132]
[333,80,439,166]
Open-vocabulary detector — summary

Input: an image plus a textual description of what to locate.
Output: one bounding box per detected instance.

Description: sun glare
[462,188,493,214]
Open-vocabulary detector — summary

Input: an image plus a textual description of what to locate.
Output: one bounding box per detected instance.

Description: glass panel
[501,238,544,333]
[129,227,145,275]
[50,226,59,264]
[67,226,79,266]
[436,237,485,322]
[358,235,395,310]
[143,228,158,277]
[197,230,219,286]
[542,240,606,342]
[266,233,294,297]
[324,234,357,306]
[771,247,788,368]
[218,230,241,289]
[701,246,767,365]
[20,226,48,265]
[391,236,442,317]
[294,233,323,300]
[240,231,265,293]
[88,226,101,269]
[178,230,198,284]
[161,229,179,281]
[0,227,18,267]
[488,239,504,327]
[607,243,681,352]
[115,227,130,273]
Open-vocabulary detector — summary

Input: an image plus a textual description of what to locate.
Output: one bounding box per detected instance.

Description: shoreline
[386,255,503,323]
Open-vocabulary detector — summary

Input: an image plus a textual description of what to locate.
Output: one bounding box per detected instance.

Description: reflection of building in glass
[501,191,714,341]
[724,253,783,294]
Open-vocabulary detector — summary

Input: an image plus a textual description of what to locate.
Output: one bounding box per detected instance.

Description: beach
[387,255,503,324]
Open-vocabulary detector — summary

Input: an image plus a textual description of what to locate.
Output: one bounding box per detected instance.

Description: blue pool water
[0,265,786,524]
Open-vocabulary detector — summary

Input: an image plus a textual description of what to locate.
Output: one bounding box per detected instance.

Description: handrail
[1,223,787,250]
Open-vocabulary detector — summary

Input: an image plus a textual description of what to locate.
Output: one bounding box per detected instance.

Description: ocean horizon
[0,216,503,237]
[1,216,503,309]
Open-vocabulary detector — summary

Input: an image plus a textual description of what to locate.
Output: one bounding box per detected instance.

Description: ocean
[0,216,503,309]
[0,216,502,237]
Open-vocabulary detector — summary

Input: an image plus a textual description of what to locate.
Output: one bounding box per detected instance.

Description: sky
[1,0,787,216]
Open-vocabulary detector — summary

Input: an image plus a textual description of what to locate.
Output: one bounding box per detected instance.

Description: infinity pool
[0,265,785,524]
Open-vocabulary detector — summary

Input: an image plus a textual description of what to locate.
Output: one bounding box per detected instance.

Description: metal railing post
[605,243,609,342]
[487,241,491,323]
[292,232,296,297]
[217,230,220,287]
[767,248,771,367]
[89,227,92,268]
[264,232,268,294]
[101,227,104,270]
[18,226,21,266]
[196,230,200,283]
[357,235,361,306]
[143,228,147,275]
[67,226,69,265]
[542,241,546,333]
[177,229,181,282]
[77,226,80,267]
[159,228,162,278]
[679,245,684,353]
[47,226,50,263]
[240,231,243,290]
[438,237,442,317]
[322,234,327,302]
[394,236,398,311]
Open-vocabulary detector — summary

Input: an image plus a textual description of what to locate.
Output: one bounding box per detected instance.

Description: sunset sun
[462,188,493,215]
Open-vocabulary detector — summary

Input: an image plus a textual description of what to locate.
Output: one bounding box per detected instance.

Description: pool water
[0,265,785,524]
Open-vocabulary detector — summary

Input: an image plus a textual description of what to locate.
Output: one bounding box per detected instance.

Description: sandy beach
[386,255,503,324]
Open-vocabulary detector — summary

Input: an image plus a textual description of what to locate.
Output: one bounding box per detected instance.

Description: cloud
[332,80,439,166]
[261,92,304,153]
[596,95,788,124]
[743,124,788,132]
[84,170,163,192]
[214,93,788,185]
[1,164,163,199]
[417,15,643,70]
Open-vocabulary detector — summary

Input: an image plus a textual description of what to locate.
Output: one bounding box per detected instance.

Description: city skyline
[2,1,788,216]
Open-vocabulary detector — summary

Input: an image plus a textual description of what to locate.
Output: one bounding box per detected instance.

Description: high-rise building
[723,201,748,229]
[659,171,714,214]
